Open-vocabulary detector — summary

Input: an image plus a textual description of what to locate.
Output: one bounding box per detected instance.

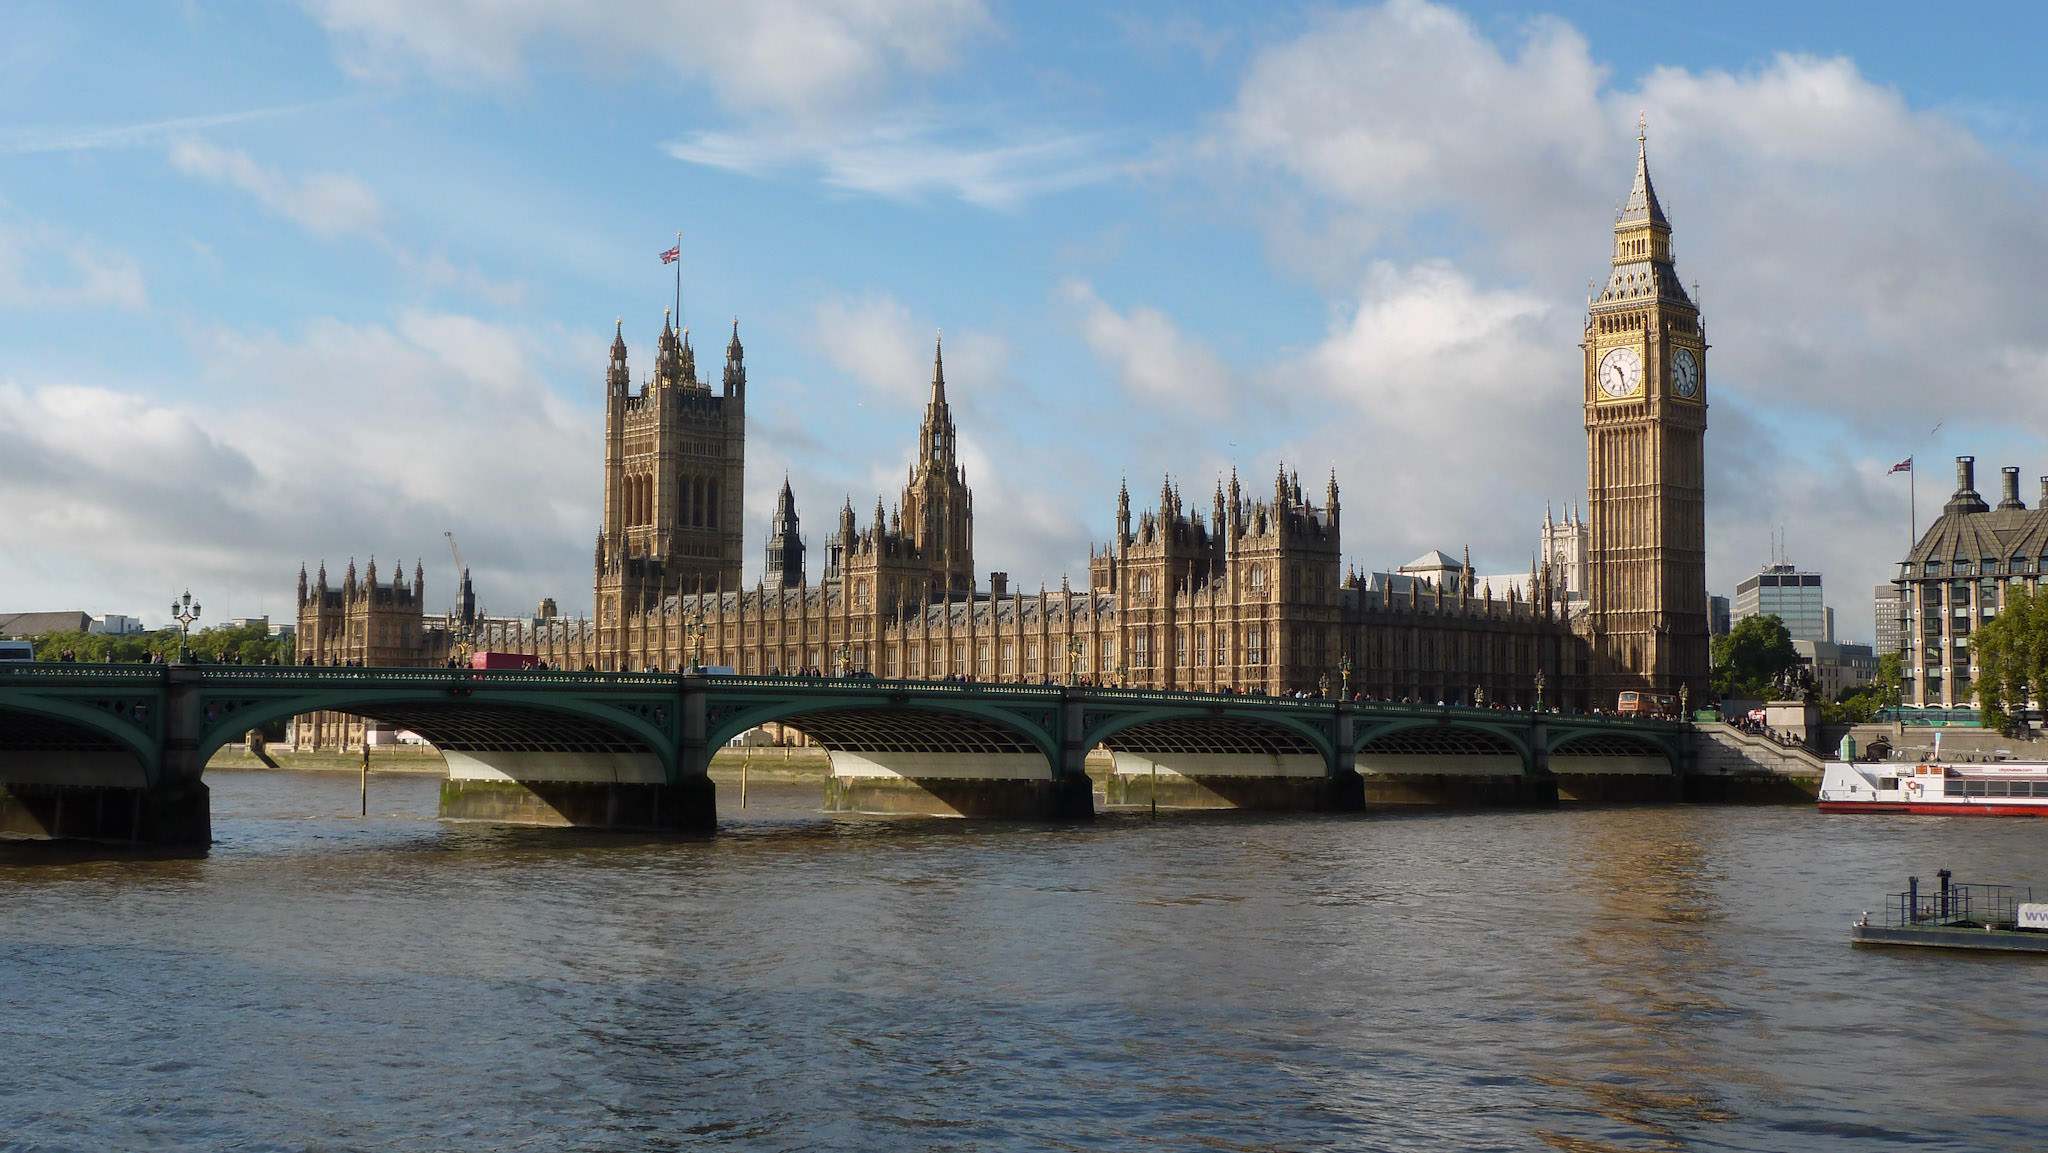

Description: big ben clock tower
[1583,120,1709,701]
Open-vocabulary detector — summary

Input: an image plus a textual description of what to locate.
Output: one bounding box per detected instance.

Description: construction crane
[444,531,477,660]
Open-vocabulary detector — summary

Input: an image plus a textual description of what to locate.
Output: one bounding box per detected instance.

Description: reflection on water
[5,775,2048,1150]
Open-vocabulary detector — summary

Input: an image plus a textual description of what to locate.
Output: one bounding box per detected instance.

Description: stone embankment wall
[1686,722,1821,802]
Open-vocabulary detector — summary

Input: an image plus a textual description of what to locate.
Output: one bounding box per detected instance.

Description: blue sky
[7,1,2048,644]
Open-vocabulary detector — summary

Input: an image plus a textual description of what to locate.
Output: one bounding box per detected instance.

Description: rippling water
[4,770,2047,1151]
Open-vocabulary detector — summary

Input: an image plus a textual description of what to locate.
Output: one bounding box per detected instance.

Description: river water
[4,771,2047,1152]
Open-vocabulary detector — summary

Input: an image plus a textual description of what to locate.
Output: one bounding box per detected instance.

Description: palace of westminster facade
[297,130,1708,737]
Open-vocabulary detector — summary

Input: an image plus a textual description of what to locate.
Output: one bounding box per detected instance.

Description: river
[3,771,2045,1151]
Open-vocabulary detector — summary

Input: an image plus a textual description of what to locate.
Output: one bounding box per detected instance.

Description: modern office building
[1734,563,1830,642]
[1873,584,1905,657]
[1708,594,1731,638]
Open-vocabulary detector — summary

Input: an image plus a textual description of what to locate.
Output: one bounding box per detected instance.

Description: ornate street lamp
[685,615,707,674]
[1679,682,1690,718]
[1066,635,1082,687]
[1533,666,1546,713]
[835,643,851,678]
[1339,652,1353,698]
[170,589,202,663]
[1318,673,1330,699]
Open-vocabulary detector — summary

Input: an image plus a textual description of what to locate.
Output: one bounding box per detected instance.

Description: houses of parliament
[296,129,1708,741]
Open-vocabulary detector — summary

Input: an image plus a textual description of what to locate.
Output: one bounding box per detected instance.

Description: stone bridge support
[0,666,210,846]
[437,679,716,832]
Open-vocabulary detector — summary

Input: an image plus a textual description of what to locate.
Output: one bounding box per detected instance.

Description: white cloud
[1060,280,1235,418]
[168,138,385,240]
[0,215,146,310]
[669,116,1118,209]
[304,0,991,122]
[0,313,602,624]
[1214,0,2048,622]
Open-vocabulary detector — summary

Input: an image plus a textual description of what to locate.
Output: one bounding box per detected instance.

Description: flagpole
[674,230,682,334]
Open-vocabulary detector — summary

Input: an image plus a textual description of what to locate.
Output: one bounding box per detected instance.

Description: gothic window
[1248,627,1264,666]
[1247,565,1266,593]
[1178,627,1190,666]
[1135,571,1154,605]
[1025,642,1039,675]
[1001,642,1015,676]
[1132,631,1150,669]
[707,480,719,528]
[978,643,991,677]
[855,578,870,606]
[953,643,966,673]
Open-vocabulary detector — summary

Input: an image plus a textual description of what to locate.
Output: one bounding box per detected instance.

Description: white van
[0,640,36,663]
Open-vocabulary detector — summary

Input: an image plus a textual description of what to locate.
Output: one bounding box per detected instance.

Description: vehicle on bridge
[470,651,540,670]
[0,641,35,663]
[1616,691,1676,718]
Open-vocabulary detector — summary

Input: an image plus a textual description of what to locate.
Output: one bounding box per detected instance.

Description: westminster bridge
[0,664,1694,844]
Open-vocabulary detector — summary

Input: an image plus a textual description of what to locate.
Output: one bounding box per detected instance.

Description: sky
[7,1,2048,645]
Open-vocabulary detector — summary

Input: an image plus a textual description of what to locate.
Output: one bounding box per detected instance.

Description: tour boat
[1820,759,2048,816]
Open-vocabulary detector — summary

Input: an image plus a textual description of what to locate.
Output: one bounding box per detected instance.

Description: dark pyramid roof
[1618,130,1669,228]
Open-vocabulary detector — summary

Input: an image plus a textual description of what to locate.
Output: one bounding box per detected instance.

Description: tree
[1969,587,2048,732]
[1709,614,1801,701]
[29,622,295,665]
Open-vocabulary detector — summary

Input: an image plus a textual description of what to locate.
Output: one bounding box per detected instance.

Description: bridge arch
[1353,716,1534,771]
[0,695,162,784]
[1079,706,1334,762]
[189,688,680,783]
[706,692,1061,766]
[1547,729,1678,773]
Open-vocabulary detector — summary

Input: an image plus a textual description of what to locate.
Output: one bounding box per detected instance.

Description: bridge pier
[436,680,718,832]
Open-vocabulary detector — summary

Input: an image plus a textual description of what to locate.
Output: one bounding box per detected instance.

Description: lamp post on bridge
[835,642,850,678]
[1679,682,1690,719]
[1066,636,1081,687]
[170,590,202,663]
[1339,652,1352,699]
[1533,666,1546,714]
[685,614,707,674]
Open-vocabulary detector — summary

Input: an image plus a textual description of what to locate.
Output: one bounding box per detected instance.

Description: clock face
[1672,348,1700,399]
[1598,346,1643,398]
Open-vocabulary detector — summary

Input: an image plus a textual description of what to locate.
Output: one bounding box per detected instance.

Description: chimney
[1946,456,1990,515]
[2039,476,2048,508]
[2000,466,2026,511]
[990,571,1008,599]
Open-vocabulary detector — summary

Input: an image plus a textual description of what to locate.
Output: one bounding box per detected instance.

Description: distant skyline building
[1873,584,1905,657]
[1793,639,1879,700]
[1734,562,1830,643]
[1708,595,1730,638]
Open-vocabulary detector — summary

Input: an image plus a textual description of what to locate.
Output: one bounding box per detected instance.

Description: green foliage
[1970,587,2048,731]
[29,622,294,665]
[1709,614,1801,700]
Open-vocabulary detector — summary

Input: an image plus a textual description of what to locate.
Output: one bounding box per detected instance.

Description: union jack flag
[1888,457,1912,475]
[659,245,680,265]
